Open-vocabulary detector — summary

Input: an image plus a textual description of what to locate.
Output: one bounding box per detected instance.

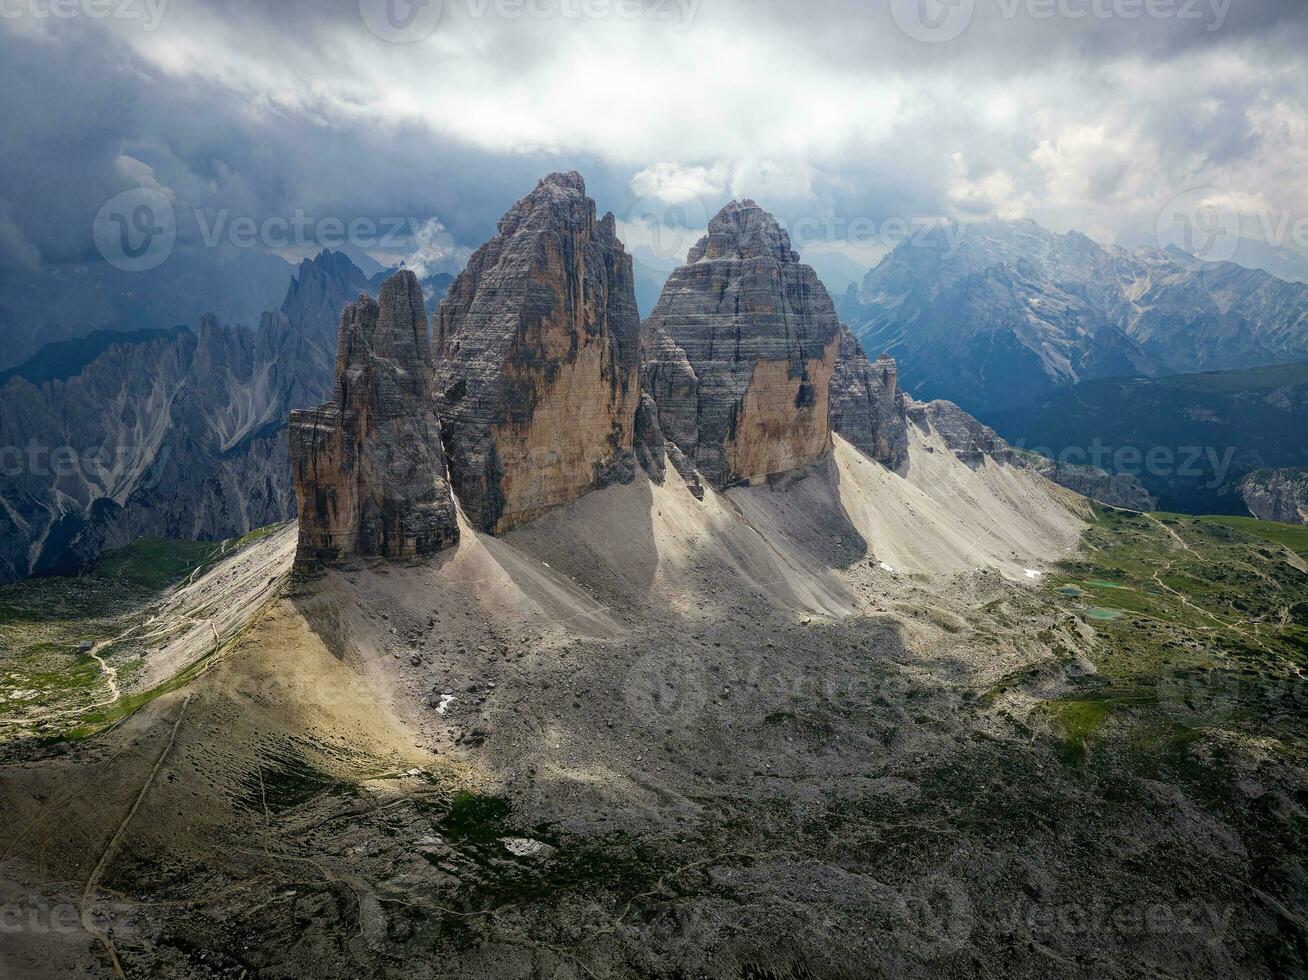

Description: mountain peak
[688,199,798,265]
[536,170,587,194]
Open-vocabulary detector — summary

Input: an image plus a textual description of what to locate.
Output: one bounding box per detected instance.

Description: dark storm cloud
[0,0,1305,277]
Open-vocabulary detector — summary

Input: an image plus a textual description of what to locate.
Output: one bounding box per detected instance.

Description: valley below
[2,434,1304,979]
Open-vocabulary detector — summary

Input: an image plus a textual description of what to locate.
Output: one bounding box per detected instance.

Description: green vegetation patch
[1199,514,1308,557]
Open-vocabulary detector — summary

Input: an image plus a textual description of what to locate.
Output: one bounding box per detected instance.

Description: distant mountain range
[0,250,452,583]
[838,218,1308,415]
[987,361,1308,515]
[0,249,295,372]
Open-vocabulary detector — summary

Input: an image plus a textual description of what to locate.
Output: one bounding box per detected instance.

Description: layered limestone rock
[642,200,841,489]
[828,323,908,470]
[908,398,1018,465]
[289,271,458,566]
[1241,468,1308,524]
[432,172,642,533]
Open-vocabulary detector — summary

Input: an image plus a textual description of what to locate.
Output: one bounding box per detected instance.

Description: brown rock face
[432,172,642,534]
[289,271,459,566]
[828,323,909,470]
[642,200,840,489]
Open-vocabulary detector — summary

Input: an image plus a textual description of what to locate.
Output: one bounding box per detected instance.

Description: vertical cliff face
[641,200,841,489]
[289,270,459,566]
[1241,468,1308,524]
[432,172,642,534]
[828,323,909,470]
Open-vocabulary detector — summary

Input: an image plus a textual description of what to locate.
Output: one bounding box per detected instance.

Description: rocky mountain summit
[1241,468,1308,524]
[433,172,642,534]
[642,200,841,489]
[839,218,1308,414]
[290,271,459,566]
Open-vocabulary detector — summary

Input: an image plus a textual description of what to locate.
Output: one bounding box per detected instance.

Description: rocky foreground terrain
[0,176,1304,979]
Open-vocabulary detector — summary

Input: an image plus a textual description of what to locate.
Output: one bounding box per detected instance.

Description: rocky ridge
[839,218,1308,414]
[290,271,459,566]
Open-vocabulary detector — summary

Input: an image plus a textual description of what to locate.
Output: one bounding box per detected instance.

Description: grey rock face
[907,398,1018,465]
[828,323,908,470]
[290,271,459,566]
[1241,468,1308,524]
[433,172,642,534]
[632,393,666,485]
[642,200,841,489]
[1028,458,1154,511]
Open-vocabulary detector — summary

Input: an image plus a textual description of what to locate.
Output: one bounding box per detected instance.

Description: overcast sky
[2,0,1306,279]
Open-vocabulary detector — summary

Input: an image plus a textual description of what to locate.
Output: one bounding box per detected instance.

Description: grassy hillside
[987,362,1308,515]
